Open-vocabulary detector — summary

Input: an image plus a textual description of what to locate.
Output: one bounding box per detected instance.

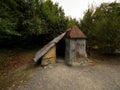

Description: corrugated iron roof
[66,26,87,38]
[51,32,66,43]
[33,32,66,62]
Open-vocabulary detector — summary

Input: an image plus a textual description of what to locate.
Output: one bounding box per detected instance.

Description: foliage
[66,17,79,28]
[80,2,120,53]
[0,0,72,47]
[39,0,68,39]
[0,0,20,39]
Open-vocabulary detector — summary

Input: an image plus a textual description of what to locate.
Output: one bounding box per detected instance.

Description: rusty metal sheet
[66,26,87,39]
[33,32,66,62]
[76,40,86,59]
[65,38,87,64]
[51,32,66,43]
[33,42,55,62]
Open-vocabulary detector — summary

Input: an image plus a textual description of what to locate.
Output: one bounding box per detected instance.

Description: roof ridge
[66,26,87,38]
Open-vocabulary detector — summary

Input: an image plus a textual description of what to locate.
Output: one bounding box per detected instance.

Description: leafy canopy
[80,2,120,53]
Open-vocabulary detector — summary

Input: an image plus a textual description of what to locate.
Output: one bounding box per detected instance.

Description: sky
[52,0,120,20]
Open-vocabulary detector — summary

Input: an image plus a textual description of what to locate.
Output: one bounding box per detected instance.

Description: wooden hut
[65,26,87,66]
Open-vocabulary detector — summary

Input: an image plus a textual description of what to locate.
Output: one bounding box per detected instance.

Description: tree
[0,0,81,47]
[0,0,20,40]
[39,0,67,39]
[80,9,95,47]
[66,17,79,28]
[80,2,120,53]
[16,0,43,36]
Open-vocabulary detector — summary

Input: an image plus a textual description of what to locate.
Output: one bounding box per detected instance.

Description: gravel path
[10,59,120,90]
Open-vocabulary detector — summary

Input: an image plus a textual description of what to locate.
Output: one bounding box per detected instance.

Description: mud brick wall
[41,46,56,65]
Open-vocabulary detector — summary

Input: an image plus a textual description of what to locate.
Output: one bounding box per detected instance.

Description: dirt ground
[0,49,37,74]
[7,55,120,90]
[0,48,38,90]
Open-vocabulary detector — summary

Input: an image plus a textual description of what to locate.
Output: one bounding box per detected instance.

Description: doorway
[56,38,65,62]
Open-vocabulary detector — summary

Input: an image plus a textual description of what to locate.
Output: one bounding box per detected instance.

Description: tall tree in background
[0,0,20,40]
[16,0,43,36]
[80,2,120,53]
[66,17,79,28]
[39,0,67,39]
[0,0,84,47]
[0,0,69,46]
[80,8,95,47]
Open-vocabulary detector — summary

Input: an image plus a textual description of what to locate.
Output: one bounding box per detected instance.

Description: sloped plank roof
[33,32,66,62]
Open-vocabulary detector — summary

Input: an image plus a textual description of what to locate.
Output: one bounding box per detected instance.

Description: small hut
[33,26,87,66]
[65,26,87,65]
